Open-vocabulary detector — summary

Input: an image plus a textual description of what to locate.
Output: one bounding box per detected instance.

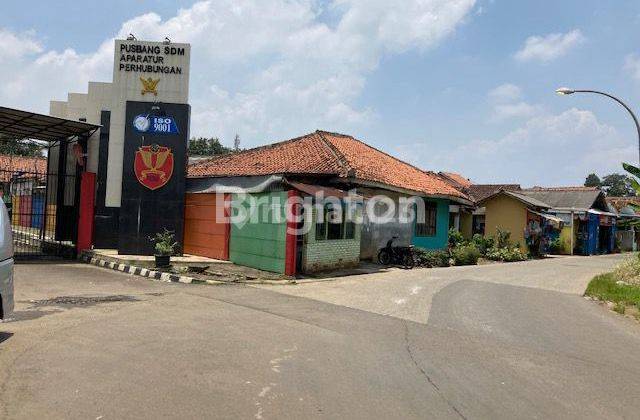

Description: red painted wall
[77,172,96,253]
[284,190,299,276]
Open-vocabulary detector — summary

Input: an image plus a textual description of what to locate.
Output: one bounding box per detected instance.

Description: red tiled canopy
[189,130,469,202]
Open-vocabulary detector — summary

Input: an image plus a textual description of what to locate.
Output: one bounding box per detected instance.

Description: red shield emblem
[134,145,174,190]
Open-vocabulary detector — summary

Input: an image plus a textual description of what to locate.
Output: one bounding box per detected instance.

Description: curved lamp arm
[558,88,640,165]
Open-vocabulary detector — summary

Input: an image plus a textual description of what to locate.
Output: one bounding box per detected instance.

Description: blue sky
[2,0,640,186]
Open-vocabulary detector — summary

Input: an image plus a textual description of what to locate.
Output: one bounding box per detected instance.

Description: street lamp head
[556,87,575,95]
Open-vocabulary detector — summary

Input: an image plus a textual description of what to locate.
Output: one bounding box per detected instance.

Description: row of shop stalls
[517,188,618,256]
[1,175,50,232]
[525,209,617,256]
[476,188,619,257]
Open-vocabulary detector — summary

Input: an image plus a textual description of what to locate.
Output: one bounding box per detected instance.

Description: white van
[0,201,14,320]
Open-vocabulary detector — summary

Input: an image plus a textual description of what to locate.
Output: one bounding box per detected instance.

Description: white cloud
[419,108,633,186]
[490,101,538,122]
[624,53,640,81]
[514,29,585,63]
[0,0,476,146]
[487,83,539,122]
[488,83,521,103]
[0,29,42,62]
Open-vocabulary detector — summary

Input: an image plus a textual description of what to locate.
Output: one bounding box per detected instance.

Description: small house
[520,187,617,255]
[186,130,471,274]
[477,189,559,254]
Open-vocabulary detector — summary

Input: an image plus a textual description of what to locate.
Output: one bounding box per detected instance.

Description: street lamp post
[555,87,640,165]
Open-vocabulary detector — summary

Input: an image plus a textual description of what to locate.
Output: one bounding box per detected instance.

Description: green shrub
[149,228,178,256]
[485,246,527,262]
[548,238,561,254]
[451,244,480,266]
[448,228,465,248]
[613,302,626,315]
[471,234,493,255]
[494,228,511,249]
[415,248,450,267]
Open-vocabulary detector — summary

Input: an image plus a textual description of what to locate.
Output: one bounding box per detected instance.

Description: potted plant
[150,229,178,268]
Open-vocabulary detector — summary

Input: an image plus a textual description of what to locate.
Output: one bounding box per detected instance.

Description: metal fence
[1,168,78,260]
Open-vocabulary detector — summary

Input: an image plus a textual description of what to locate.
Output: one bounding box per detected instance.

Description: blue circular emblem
[133,115,150,132]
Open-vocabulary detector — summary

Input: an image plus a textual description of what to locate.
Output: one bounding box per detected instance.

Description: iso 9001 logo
[133,114,179,135]
[133,115,151,133]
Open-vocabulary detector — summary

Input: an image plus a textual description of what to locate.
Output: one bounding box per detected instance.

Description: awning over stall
[186,174,286,194]
[528,209,565,228]
[0,106,100,142]
[287,181,351,199]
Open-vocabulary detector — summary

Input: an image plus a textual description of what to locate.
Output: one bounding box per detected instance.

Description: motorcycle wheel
[377,249,392,265]
[402,253,415,269]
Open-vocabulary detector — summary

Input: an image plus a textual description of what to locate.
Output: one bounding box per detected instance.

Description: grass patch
[585,273,640,306]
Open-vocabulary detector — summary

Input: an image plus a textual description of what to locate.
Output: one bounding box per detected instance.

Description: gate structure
[0,106,99,260]
[1,165,78,259]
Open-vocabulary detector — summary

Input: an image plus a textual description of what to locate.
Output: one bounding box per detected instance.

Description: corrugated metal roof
[477,189,551,209]
[287,181,351,199]
[504,190,551,208]
[0,106,99,142]
[520,188,604,211]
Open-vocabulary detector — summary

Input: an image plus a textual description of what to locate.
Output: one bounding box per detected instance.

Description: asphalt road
[1,256,639,419]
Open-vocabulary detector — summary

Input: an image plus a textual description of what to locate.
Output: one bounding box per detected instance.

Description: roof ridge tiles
[315,130,352,177]
[190,131,329,168]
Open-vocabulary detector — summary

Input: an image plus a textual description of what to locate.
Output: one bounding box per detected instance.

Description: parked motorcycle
[377,236,415,269]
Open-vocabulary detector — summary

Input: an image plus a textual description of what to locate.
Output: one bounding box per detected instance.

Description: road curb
[80,254,200,285]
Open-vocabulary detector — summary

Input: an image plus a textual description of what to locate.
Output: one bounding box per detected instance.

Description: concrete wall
[617,230,635,252]
[302,205,361,272]
[459,211,473,239]
[412,198,450,250]
[229,191,287,273]
[483,195,527,251]
[106,40,191,207]
[50,39,191,208]
[359,189,413,260]
[559,223,578,254]
[85,82,114,173]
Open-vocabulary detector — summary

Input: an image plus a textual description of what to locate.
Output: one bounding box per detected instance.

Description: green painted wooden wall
[229,191,288,273]
[411,198,450,250]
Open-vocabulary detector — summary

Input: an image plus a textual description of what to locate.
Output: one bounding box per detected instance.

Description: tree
[622,163,640,217]
[600,173,636,197]
[584,173,601,188]
[0,137,45,157]
[188,137,232,156]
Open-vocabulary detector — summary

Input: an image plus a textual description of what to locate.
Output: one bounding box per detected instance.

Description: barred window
[316,201,355,241]
[416,201,437,237]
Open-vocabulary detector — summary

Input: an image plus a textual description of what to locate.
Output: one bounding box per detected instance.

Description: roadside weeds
[585,272,640,321]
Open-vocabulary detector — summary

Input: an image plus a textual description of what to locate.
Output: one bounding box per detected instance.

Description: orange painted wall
[183,193,229,260]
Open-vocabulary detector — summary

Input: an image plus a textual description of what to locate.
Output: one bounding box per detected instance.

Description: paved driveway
[259,254,628,323]
[1,256,639,419]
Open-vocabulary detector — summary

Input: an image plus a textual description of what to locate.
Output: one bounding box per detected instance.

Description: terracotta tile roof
[467,184,521,203]
[438,172,472,189]
[187,132,345,178]
[607,196,640,215]
[188,130,469,201]
[0,154,47,182]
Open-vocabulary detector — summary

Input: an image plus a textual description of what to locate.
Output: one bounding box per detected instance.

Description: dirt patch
[28,295,139,307]
[179,263,290,283]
